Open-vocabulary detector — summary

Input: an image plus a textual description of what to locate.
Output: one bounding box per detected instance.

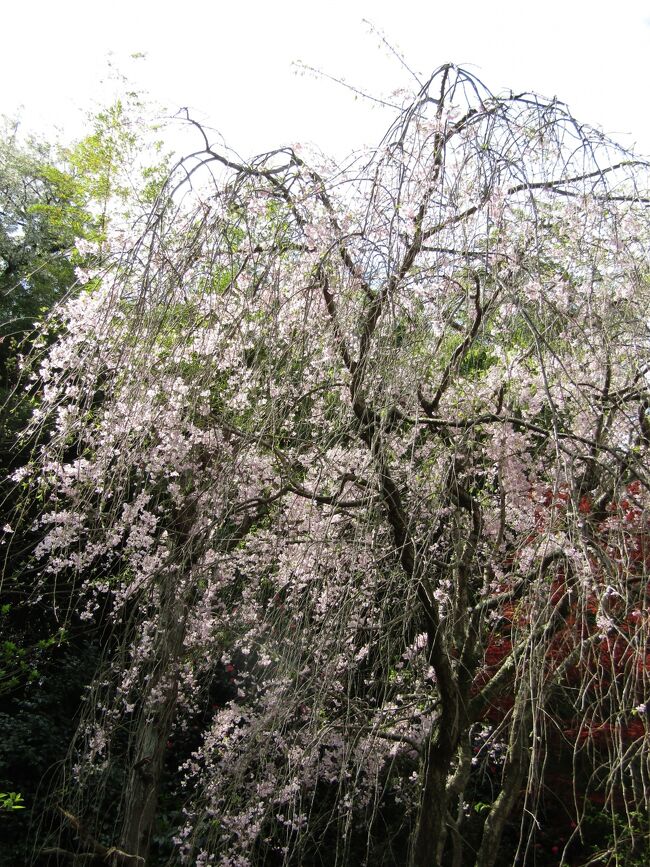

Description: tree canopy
[4,65,650,866]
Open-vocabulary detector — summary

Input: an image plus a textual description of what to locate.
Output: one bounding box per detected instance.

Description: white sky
[3,0,650,160]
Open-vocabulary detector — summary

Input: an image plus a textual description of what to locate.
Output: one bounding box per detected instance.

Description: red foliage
[474,487,650,761]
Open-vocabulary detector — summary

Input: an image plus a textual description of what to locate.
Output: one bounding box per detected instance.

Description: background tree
[0,119,89,400]
[9,66,650,866]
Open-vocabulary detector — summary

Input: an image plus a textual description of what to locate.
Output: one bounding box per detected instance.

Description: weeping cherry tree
[12,65,650,866]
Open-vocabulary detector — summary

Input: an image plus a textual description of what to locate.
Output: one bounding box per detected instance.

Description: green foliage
[0,118,91,347]
[65,96,170,235]
[580,807,650,867]
[0,606,68,696]
[0,792,24,811]
[1,91,171,370]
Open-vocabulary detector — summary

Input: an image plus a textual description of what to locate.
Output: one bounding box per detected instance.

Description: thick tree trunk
[447,739,473,867]
[117,581,186,866]
[475,689,532,867]
[410,736,457,867]
[118,684,178,866]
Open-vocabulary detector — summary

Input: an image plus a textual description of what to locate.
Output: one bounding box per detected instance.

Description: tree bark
[475,687,532,867]
[118,688,178,866]
[411,740,452,867]
[117,580,186,866]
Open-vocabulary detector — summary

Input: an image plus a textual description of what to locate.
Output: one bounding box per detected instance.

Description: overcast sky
[4,0,650,160]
